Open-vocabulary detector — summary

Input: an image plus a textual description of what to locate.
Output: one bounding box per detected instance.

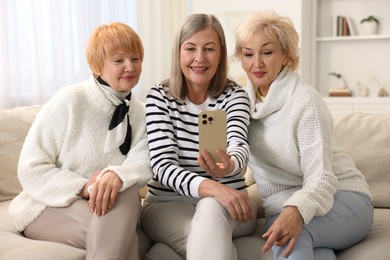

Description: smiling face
[100,51,142,92]
[240,36,288,96]
[180,27,221,92]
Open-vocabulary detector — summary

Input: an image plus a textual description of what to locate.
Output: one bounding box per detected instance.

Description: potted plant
[360,15,379,35]
[328,72,347,89]
[328,72,351,96]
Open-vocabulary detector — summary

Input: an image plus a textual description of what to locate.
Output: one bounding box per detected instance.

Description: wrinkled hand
[199,179,255,223]
[262,206,304,257]
[88,171,123,216]
[197,149,234,178]
[78,170,101,199]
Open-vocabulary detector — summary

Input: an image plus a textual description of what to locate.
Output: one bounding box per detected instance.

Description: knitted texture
[246,67,371,224]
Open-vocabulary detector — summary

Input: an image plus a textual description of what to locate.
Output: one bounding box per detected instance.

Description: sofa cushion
[336,208,390,259]
[234,236,273,260]
[0,199,152,259]
[0,106,41,202]
[332,112,390,208]
[145,242,183,260]
[245,167,265,218]
[144,236,275,260]
[0,200,85,260]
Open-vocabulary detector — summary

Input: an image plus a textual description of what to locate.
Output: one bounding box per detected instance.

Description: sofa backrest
[0,106,42,202]
[246,112,390,215]
[332,112,390,208]
[1,107,389,211]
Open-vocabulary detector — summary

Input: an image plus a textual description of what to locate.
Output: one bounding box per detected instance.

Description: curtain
[137,0,186,99]
[0,0,137,108]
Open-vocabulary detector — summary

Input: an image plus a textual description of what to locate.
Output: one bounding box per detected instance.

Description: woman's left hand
[197,149,234,178]
[262,206,304,257]
[88,171,123,216]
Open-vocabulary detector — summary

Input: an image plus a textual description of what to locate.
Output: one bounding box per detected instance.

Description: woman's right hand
[198,179,254,222]
[262,206,304,257]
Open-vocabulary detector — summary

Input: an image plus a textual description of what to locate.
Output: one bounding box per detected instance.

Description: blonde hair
[162,13,234,100]
[86,22,144,77]
[234,11,300,71]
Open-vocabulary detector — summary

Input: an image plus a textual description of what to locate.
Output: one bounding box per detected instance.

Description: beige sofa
[1,106,389,260]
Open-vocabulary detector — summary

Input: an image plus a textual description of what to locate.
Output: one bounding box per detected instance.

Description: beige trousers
[24,185,141,260]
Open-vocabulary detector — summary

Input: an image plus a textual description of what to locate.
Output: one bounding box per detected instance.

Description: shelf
[323,97,390,103]
[316,34,390,42]
[323,97,390,112]
[312,0,390,98]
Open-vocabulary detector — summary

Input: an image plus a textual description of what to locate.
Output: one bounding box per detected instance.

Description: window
[0,0,137,108]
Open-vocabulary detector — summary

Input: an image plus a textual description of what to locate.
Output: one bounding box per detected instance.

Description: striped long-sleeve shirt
[145,83,250,199]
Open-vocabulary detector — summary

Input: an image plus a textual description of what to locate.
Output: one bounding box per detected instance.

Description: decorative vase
[378,87,389,97]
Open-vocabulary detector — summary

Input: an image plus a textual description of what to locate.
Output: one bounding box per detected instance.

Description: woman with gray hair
[141,13,256,260]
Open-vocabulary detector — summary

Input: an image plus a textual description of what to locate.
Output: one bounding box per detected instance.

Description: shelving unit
[323,97,390,112]
[316,34,390,42]
[311,0,390,112]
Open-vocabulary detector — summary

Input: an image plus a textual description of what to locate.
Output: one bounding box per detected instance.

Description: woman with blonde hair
[235,11,373,260]
[9,22,152,260]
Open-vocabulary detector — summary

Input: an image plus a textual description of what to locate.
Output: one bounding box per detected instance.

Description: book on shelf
[346,17,356,36]
[329,88,352,97]
[332,16,355,37]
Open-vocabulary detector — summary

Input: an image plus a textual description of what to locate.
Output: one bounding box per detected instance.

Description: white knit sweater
[246,67,372,224]
[9,76,152,231]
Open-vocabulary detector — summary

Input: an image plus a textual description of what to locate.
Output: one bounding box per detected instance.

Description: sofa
[1,105,389,260]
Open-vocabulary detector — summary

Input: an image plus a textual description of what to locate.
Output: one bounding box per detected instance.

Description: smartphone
[198,109,227,163]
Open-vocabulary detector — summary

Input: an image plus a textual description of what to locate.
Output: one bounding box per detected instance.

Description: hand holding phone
[198,110,227,163]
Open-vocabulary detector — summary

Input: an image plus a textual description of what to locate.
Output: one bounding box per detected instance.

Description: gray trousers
[24,185,141,260]
[266,191,374,260]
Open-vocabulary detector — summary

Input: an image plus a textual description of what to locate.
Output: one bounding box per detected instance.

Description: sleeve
[102,97,153,190]
[282,97,338,224]
[145,86,205,198]
[17,88,87,207]
[225,87,251,176]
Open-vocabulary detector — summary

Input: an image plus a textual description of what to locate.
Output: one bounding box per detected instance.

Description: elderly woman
[141,13,256,260]
[9,22,152,260]
[234,11,373,260]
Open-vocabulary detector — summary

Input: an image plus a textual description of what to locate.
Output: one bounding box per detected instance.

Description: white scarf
[96,78,132,154]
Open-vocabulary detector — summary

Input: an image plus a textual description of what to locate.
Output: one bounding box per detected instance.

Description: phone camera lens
[202,120,207,125]
[208,116,213,122]
[202,114,207,119]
